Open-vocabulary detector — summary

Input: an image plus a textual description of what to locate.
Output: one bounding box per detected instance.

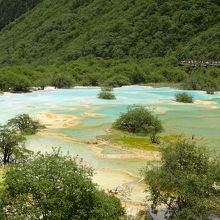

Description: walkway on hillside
[180,60,220,67]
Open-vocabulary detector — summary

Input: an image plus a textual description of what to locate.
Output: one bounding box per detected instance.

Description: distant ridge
[0,0,42,30]
[0,0,219,65]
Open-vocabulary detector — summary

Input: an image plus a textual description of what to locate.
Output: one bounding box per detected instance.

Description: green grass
[160,135,181,142]
[99,130,158,151]
[0,169,3,183]
[0,168,7,189]
[114,136,158,151]
[99,130,182,152]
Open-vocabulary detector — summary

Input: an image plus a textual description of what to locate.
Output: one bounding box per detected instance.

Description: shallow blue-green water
[1,86,220,173]
[26,135,146,173]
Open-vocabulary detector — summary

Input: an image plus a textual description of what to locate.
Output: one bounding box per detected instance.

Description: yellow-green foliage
[0,169,4,184]
[100,130,159,151]
[99,131,181,152]
[160,135,181,142]
[114,136,158,151]
[0,168,8,189]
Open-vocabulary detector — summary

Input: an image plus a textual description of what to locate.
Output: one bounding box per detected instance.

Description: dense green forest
[0,57,220,92]
[0,1,220,219]
[0,0,42,30]
[0,0,219,92]
[0,0,219,65]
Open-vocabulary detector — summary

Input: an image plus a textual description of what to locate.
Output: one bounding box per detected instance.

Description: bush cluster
[7,113,45,135]
[113,106,163,143]
[175,93,193,103]
[98,91,116,100]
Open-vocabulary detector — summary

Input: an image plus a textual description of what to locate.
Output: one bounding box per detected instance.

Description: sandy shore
[26,104,37,109]
[91,144,161,160]
[33,112,80,129]
[37,131,88,144]
[96,138,161,159]
[93,168,147,216]
[210,106,218,109]
[194,100,217,105]
[81,112,104,117]
[37,131,160,160]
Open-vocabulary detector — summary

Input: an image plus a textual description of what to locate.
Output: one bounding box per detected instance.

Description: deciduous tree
[0,126,26,165]
[0,151,124,219]
[144,140,220,219]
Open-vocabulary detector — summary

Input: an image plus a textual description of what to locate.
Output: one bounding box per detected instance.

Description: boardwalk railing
[180,61,220,67]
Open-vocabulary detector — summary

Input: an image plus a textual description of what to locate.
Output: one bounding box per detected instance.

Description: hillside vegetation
[0,0,42,30]
[0,0,219,65]
[1,57,220,93]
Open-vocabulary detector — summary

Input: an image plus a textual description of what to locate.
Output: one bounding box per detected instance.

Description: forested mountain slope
[0,0,219,65]
[0,0,42,30]
[178,23,220,60]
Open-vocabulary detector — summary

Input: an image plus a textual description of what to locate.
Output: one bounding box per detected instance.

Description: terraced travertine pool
[1,86,220,171]
[1,85,220,212]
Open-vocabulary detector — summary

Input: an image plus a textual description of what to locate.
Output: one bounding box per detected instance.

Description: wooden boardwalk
[180,60,220,67]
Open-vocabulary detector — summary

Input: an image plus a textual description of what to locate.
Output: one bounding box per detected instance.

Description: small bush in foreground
[0,151,124,219]
[113,106,163,143]
[175,92,193,103]
[98,91,116,100]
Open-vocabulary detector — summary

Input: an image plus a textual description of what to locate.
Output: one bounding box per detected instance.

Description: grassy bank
[97,130,181,152]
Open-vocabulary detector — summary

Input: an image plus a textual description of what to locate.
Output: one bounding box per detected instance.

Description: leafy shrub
[7,74,31,93]
[181,67,220,92]
[7,114,45,135]
[175,93,193,103]
[206,88,215,94]
[113,106,163,143]
[52,74,74,88]
[103,75,131,87]
[98,91,116,100]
